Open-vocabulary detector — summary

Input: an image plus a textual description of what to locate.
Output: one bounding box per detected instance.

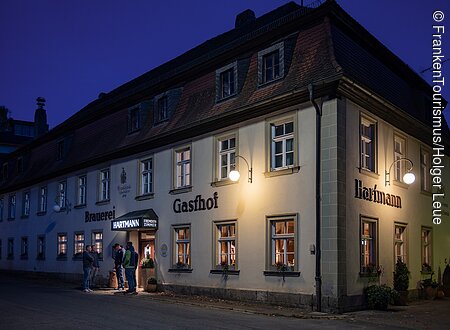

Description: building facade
[0,1,449,312]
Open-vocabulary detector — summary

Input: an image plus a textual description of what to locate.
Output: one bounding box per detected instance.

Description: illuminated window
[217,136,236,180]
[140,158,153,195]
[215,222,237,269]
[99,169,110,201]
[92,231,103,260]
[271,121,294,170]
[77,175,87,206]
[39,186,47,213]
[74,232,85,257]
[394,135,406,182]
[360,218,378,273]
[173,226,190,267]
[268,215,297,271]
[421,228,432,271]
[174,147,191,188]
[37,235,45,260]
[57,233,68,258]
[394,224,407,264]
[22,191,30,217]
[360,116,376,172]
[20,237,28,259]
[420,149,431,192]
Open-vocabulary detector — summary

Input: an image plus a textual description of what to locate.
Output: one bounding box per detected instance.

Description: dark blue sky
[0,0,449,128]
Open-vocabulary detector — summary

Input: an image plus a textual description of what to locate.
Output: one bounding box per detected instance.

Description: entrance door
[138,231,155,288]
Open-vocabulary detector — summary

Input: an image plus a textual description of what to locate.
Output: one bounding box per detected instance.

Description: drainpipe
[308,84,322,312]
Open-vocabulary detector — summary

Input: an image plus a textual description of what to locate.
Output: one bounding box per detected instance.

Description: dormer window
[128,106,141,133]
[258,42,285,85]
[216,62,238,101]
[56,140,64,161]
[156,96,168,122]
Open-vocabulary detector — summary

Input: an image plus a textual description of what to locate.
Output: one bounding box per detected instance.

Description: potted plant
[393,258,409,305]
[421,277,439,300]
[443,263,450,297]
[141,257,155,269]
[220,261,229,280]
[366,284,395,310]
[146,277,157,292]
[140,257,155,288]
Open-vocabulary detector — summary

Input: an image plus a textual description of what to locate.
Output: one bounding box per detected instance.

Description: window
[360,116,377,172]
[216,63,237,101]
[0,239,2,260]
[37,235,45,260]
[56,140,64,161]
[156,96,168,122]
[421,228,432,271]
[174,226,191,267]
[92,231,103,259]
[218,136,236,180]
[175,147,191,188]
[8,194,16,220]
[140,158,153,195]
[128,106,141,133]
[0,197,3,221]
[77,175,87,205]
[74,232,85,257]
[215,222,237,269]
[57,233,68,258]
[39,186,47,213]
[394,135,406,182]
[21,237,28,259]
[22,191,30,217]
[57,181,67,209]
[394,224,407,264]
[420,149,431,192]
[271,121,294,170]
[7,238,13,259]
[269,217,296,270]
[258,42,284,85]
[99,169,110,201]
[361,218,378,273]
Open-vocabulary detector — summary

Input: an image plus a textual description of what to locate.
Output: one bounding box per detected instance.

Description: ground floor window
[37,235,45,260]
[360,217,378,274]
[214,221,237,269]
[21,237,28,259]
[7,238,14,259]
[92,231,103,259]
[173,225,191,268]
[0,239,2,259]
[267,215,297,271]
[394,223,407,265]
[74,232,85,258]
[57,233,67,259]
[421,227,432,272]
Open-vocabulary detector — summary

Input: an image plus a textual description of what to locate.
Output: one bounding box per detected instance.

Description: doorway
[138,230,156,288]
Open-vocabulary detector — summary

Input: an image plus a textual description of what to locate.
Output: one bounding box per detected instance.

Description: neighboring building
[0,98,49,161]
[0,1,449,312]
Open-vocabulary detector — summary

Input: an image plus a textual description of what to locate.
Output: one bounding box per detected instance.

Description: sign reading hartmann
[354,179,402,208]
[111,218,158,230]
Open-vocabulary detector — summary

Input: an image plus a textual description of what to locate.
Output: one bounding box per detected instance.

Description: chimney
[235,9,256,28]
[34,97,49,137]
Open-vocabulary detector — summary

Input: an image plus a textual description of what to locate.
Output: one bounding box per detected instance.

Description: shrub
[393,258,409,291]
[366,285,394,310]
[147,277,157,285]
[141,258,155,268]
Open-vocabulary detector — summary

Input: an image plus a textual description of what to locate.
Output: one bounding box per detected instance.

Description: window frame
[393,134,407,183]
[7,238,14,260]
[57,180,67,210]
[360,115,377,173]
[420,148,431,192]
[8,194,16,220]
[20,236,28,259]
[37,235,45,260]
[213,220,238,270]
[22,191,30,217]
[77,175,87,206]
[73,231,85,259]
[139,157,154,196]
[57,232,68,259]
[0,197,4,221]
[258,42,285,86]
[172,224,191,269]
[128,105,141,134]
[173,146,192,190]
[421,227,433,272]
[56,140,64,161]
[216,62,238,102]
[91,230,103,260]
[38,186,47,214]
[156,95,169,123]
[394,223,407,265]
[266,214,298,272]
[98,168,111,202]
[216,134,237,182]
[360,216,379,274]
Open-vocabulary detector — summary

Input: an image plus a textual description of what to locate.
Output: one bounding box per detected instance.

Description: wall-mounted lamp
[385,158,415,186]
[229,155,253,183]
[53,195,72,214]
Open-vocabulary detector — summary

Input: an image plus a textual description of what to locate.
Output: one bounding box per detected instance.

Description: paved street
[0,273,448,329]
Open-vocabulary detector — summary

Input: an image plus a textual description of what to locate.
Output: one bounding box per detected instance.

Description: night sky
[0,0,449,128]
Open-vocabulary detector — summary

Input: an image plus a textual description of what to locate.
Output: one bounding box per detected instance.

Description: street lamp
[385,158,415,186]
[228,155,253,183]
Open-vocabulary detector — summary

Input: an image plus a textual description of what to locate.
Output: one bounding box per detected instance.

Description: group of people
[82,245,100,292]
[113,242,139,294]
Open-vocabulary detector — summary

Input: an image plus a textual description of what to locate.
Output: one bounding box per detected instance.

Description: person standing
[113,243,125,290]
[91,245,100,288]
[123,241,137,294]
[82,245,94,292]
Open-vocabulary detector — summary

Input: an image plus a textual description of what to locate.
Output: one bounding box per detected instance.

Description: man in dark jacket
[91,245,100,288]
[123,242,137,294]
[83,245,94,292]
[113,243,125,290]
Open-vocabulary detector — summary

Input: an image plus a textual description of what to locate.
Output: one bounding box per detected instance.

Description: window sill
[37,211,47,216]
[263,271,300,277]
[169,186,192,195]
[7,217,15,221]
[21,215,29,219]
[393,180,409,189]
[57,256,68,261]
[135,193,155,201]
[258,76,284,88]
[210,179,237,187]
[421,270,434,275]
[210,269,240,275]
[36,256,45,261]
[216,93,237,104]
[96,200,110,206]
[168,268,193,273]
[73,204,87,209]
[359,272,380,278]
[359,168,379,179]
[72,255,83,261]
[264,166,300,178]
[154,119,169,126]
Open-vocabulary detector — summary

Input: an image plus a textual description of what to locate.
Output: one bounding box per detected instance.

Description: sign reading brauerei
[85,207,116,222]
